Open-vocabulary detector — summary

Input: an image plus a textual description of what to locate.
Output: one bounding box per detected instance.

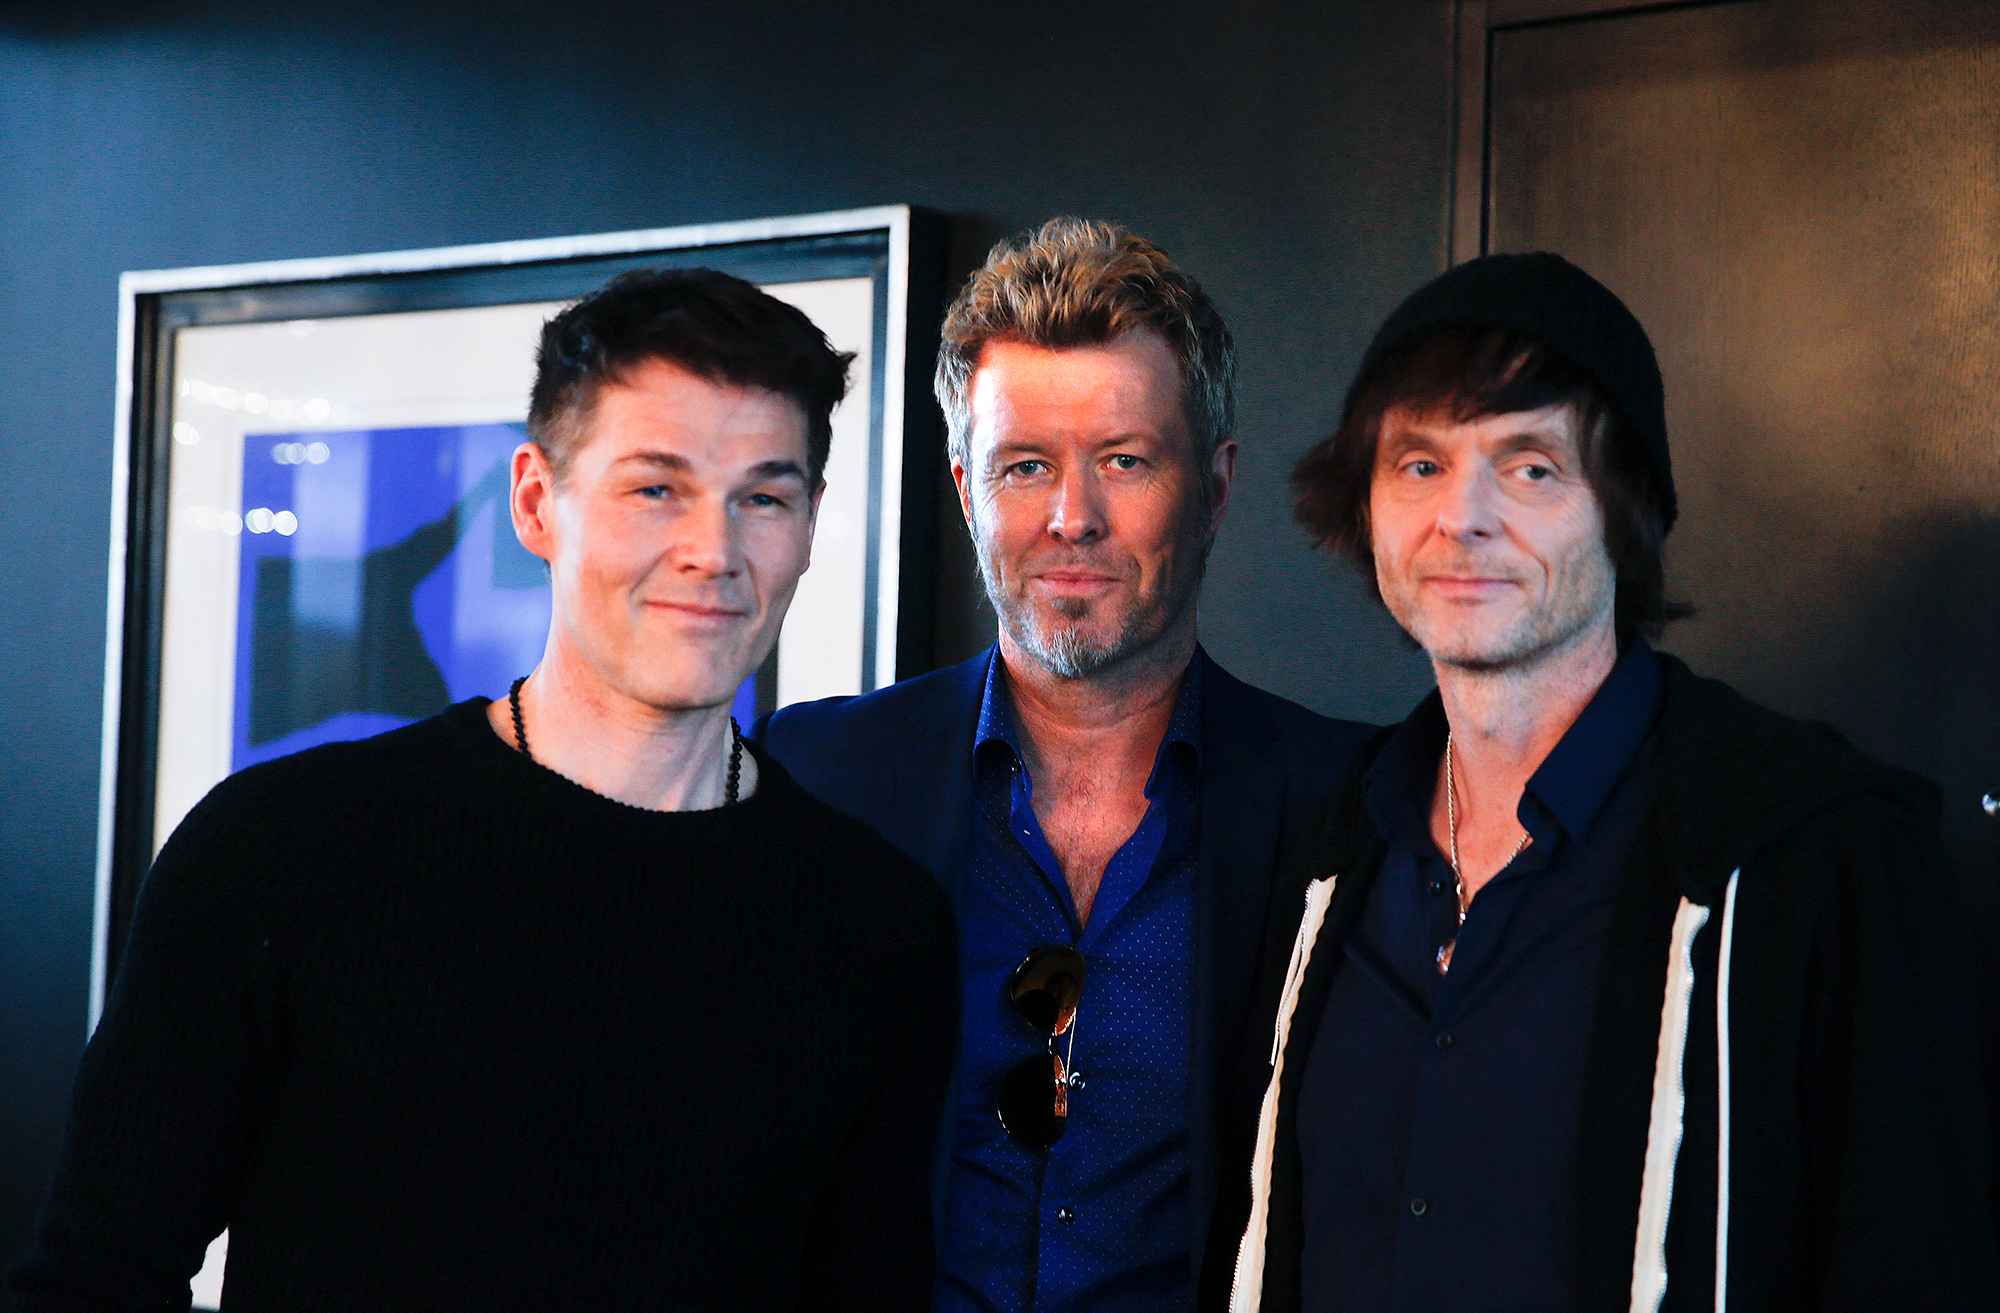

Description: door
[1466,0,2000,924]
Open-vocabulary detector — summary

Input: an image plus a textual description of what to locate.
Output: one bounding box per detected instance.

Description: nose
[675,494,740,576]
[1047,463,1108,545]
[1434,464,1502,544]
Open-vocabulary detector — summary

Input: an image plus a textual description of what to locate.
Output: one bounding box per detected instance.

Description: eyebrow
[1378,421,1571,459]
[981,441,1040,468]
[616,452,809,482]
[1491,429,1565,455]
[1375,427,1437,462]
[983,430,1166,461]
[617,451,693,473]
[1492,415,1591,466]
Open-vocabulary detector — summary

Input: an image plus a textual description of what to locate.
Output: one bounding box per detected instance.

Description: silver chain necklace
[1438,728,1531,974]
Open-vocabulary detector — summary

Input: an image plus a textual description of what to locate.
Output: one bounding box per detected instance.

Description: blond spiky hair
[933,216,1236,463]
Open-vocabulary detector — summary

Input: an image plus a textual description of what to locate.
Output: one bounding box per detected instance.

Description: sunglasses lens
[1008,946,1085,1037]
[996,1051,1069,1148]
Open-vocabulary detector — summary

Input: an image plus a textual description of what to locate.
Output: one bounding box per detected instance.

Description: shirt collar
[1522,636,1663,842]
[1365,637,1664,852]
[975,645,1207,784]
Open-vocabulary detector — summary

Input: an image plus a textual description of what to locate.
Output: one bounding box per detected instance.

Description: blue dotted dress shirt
[1298,639,1665,1313]
[933,650,1203,1313]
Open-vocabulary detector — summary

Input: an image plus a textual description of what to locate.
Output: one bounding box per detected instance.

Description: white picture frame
[97,206,946,1029]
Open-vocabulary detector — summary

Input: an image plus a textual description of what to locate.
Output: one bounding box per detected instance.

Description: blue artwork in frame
[231,422,545,768]
[227,421,758,774]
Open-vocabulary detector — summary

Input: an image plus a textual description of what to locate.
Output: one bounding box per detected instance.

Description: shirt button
[1067,1071,1087,1091]
[1428,877,1447,896]
[1057,1205,1076,1224]
[1434,1030,1454,1050]
[1410,1197,1428,1216]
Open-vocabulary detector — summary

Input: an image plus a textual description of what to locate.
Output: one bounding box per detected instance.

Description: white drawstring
[1630,897,1711,1313]
[1714,871,1739,1313]
[1231,875,1338,1313]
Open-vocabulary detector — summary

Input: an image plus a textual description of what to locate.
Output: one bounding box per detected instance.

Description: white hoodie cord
[1714,870,1739,1313]
[1230,871,1740,1313]
[1231,875,1338,1313]
[1630,896,1712,1313]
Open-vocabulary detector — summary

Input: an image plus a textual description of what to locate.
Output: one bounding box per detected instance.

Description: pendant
[1436,939,1455,975]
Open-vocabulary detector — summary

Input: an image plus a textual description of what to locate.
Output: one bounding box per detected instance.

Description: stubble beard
[1414,603,1588,675]
[1383,552,1617,678]
[1017,592,1126,680]
[976,510,1212,682]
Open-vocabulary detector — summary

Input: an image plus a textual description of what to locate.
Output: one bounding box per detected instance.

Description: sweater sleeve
[10,788,284,1310]
[796,880,958,1313]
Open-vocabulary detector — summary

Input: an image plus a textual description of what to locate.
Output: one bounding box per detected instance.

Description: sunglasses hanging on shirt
[995,945,1086,1148]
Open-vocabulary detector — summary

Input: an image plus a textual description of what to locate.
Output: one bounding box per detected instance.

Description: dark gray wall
[0,0,1450,1282]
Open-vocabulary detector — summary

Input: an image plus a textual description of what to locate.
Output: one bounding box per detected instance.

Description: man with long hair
[1210,253,1996,1312]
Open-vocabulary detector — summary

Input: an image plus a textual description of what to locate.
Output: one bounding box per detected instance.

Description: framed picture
[95,206,946,1022]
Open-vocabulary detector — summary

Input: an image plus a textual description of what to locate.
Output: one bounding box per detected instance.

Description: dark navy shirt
[1298,640,1665,1313]
[934,650,1202,1313]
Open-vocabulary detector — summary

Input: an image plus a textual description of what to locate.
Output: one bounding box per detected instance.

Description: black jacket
[1204,654,1997,1312]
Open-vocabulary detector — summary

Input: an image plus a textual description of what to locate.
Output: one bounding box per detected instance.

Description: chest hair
[1031,757,1151,928]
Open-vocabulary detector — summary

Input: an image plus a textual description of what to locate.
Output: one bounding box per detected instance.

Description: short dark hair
[528,268,854,484]
[1293,325,1689,639]
[934,217,1236,464]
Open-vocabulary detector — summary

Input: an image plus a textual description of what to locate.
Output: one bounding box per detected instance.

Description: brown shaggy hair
[1293,325,1687,639]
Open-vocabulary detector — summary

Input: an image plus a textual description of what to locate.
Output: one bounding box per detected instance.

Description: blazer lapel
[879,648,991,1229]
[902,648,989,914]
[1188,667,1285,1280]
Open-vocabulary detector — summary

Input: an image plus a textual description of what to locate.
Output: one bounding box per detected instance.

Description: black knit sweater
[13,700,957,1312]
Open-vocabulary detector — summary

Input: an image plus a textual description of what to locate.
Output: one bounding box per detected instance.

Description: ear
[1206,438,1239,531]
[950,454,975,531]
[801,480,826,572]
[510,442,559,563]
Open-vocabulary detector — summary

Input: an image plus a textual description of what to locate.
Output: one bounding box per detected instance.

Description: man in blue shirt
[1209,253,1997,1310]
[758,218,1371,1311]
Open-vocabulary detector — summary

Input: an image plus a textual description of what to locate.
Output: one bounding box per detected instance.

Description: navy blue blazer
[754,646,1373,1283]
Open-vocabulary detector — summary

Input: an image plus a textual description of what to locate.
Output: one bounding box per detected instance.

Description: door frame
[1452,0,1755,264]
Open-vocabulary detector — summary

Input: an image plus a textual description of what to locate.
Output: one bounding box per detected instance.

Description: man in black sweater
[1207,254,1997,1310]
[13,270,957,1310]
